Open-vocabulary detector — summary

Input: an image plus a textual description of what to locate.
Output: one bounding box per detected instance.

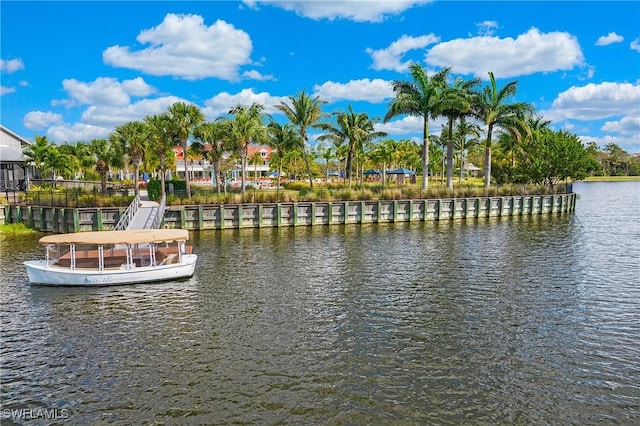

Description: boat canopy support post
[126,244,133,269]
[98,245,104,271]
[70,245,76,270]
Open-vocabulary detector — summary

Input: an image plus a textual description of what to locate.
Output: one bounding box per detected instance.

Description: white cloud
[243,0,432,23]
[1,86,16,95]
[46,123,111,143]
[80,96,185,128]
[39,95,185,142]
[548,82,640,121]
[103,14,256,81]
[0,58,25,73]
[601,116,640,136]
[631,38,640,53]
[595,32,623,46]
[426,27,584,78]
[23,111,64,130]
[377,115,447,136]
[312,78,394,103]
[61,77,156,107]
[202,88,288,118]
[366,34,440,72]
[476,20,498,36]
[241,69,275,81]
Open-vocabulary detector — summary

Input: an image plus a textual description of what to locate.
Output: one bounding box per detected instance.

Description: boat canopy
[39,229,190,246]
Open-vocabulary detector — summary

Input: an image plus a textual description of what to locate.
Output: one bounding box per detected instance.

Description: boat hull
[24,254,197,286]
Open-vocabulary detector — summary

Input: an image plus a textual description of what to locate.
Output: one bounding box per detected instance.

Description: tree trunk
[100,174,107,195]
[446,118,454,190]
[160,158,166,198]
[422,118,430,190]
[241,149,247,196]
[484,145,492,190]
[484,125,493,190]
[134,163,140,195]
[303,143,313,189]
[182,140,191,198]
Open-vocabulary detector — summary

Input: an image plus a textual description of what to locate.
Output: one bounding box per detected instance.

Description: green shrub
[283,181,311,191]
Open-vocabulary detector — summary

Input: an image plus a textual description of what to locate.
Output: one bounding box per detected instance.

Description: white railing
[150,194,167,229]
[114,193,140,230]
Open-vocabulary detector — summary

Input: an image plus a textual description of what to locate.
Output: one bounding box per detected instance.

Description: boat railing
[150,194,167,229]
[114,193,141,231]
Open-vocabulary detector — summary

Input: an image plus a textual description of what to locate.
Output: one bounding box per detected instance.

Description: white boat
[24,229,197,286]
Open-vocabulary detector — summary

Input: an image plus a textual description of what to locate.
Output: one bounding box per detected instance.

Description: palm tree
[275,90,327,188]
[166,101,205,198]
[472,71,532,189]
[145,114,176,198]
[56,143,83,180]
[44,145,74,186]
[221,103,266,195]
[23,135,53,180]
[193,121,229,194]
[88,138,123,194]
[385,64,449,190]
[266,119,299,199]
[437,73,480,189]
[454,117,481,183]
[249,151,263,181]
[317,105,387,186]
[110,120,148,195]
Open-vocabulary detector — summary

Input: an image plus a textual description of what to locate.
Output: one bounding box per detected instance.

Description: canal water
[1,181,638,425]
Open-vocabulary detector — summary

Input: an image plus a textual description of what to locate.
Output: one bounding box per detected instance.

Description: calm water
[1,181,639,425]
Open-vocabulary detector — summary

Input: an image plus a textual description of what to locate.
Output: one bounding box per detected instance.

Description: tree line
[23,64,636,199]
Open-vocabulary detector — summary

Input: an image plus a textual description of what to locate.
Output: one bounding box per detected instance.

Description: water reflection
[1,182,638,424]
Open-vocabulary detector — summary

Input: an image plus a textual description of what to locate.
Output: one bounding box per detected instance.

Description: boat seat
[162,254,179,265]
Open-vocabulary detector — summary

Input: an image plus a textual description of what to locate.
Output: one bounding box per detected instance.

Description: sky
[1,1,639,154]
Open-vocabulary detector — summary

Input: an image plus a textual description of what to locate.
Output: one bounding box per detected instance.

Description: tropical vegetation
[18,67,639,208]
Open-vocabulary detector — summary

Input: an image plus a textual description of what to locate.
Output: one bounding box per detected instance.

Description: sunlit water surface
[1,181,638,425]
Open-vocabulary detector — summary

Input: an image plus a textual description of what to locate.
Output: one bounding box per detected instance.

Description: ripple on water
[1,182,639,424]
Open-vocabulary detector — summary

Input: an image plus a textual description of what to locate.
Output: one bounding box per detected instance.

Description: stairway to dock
[114,191,166,230]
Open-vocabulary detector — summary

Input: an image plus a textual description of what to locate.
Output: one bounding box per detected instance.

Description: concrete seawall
[2,193,576,233]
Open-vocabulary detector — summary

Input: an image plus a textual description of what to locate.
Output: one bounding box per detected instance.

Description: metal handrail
[114,193,140,230]
[150,194,167,229]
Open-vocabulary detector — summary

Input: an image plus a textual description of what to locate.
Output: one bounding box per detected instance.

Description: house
[172,144,276,182]
[244,145,275,178]
[173,145,211,181]
[0,125,34,191]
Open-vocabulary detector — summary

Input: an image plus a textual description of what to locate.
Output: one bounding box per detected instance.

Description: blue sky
[2,1,639,153]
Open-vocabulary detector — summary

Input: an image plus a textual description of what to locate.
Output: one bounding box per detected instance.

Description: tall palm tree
[221,103,266,195]
[317,105,387,187]
[385,63,449,189]
[249,151,263,180]
[145,114,176,198]
[266,119,300,198]
[110,120,148,195]
[275,90,327,188]
[472,71,532,189]
[166,101,205,198]
[88,138,123,194]
[316,142,335,181]
[193,121,229,194]
[454,117,481,183]
[437,73,480,189]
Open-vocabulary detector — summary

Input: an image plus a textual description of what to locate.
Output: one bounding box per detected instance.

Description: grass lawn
[0,223,38,235]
